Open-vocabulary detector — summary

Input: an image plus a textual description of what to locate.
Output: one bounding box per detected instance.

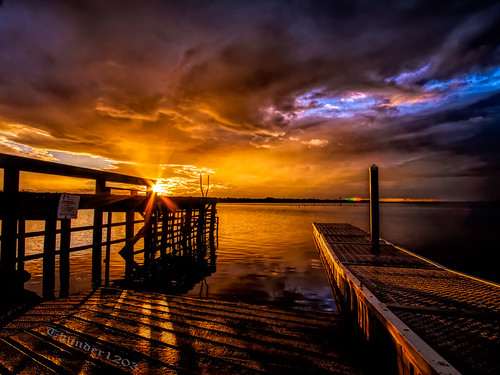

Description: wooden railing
[0,153,217,299]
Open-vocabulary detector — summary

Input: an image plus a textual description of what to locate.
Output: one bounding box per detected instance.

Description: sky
[0,0,499,200]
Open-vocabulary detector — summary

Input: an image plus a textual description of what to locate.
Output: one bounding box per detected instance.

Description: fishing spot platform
[313,222,500,375]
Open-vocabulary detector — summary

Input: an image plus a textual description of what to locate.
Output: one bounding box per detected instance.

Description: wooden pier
[0,287,375,374]
[0,153,218,299]
[313,223,500,375]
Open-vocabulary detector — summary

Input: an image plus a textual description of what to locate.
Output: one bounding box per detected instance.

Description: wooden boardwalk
[313,223,500,375]
[0,287,380,375]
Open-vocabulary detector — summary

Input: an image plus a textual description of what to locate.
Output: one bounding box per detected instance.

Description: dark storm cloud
[0,0,499,198]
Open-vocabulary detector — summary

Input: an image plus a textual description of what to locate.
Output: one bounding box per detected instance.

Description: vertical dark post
[1,168,19,284]
[15,219,26,291]
[196,201,205,256]
[161,212,168,258]
[125,209,135,281]
[104,211,112,287]
[17,219,26,275]
[369,164,380,249]
[143,214,152,274]
[184,208,192,256]
[208,203,216,250]
[208,203,217,266]
[216,216,219,248]
[59,219,71,298]
[92,178,106,288]
[43,217,57,300]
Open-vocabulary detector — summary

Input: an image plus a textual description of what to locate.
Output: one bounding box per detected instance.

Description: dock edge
[313,223,461,375]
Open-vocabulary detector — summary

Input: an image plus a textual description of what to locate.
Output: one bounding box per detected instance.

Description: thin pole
[369,164,380,249]
[104,212,112,287]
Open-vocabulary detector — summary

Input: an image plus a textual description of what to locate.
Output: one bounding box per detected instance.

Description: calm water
[22,202,500,311]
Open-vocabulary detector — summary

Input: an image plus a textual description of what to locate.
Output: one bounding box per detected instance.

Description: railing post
[196,201,206,257]
[16,219,27,290]
[43,216,57,300]
[104,211,112,287]
[144,211,153,274]
[124,208,135,282]
[183,208,192,256]
[160,212,169,258]
[1,168,19,287]
[369,164,380,249]
[92,178,106,288]
[59,219,71,298]
[209,202,216,250]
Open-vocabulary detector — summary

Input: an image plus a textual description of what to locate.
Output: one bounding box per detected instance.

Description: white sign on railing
[57,194,80,219]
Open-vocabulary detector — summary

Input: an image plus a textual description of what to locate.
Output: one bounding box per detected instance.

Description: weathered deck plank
[313,222,500,375]
[1,288,372,374]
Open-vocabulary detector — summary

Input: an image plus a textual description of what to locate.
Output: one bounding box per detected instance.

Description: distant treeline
[216,197,369,203]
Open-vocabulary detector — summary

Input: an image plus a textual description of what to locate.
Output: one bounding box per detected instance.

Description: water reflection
[22,202,499,312]
[124,245,217,295]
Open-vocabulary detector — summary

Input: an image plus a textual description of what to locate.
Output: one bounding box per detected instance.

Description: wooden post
[208,203,217,263]
[43,217,57,300]
[369,164,380,249]
[183,208,192,256]
[125,209,135,281]
[1,168,19,282]
[14,219,27,291]
[208,203,216,250]
[161,212,168,258]
[59,219,71,298]
[17,219,26,275]
[104,211,112,287]
[197,202,205,256]
[92,178,106,288]
[144,211,153,274]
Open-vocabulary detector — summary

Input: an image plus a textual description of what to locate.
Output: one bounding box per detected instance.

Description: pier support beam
[43,217,57,300]
[369,164,379,249]
[92,178,106,288]
[1,169,19,269]
[124,209,135,281]
[59,219,71,298]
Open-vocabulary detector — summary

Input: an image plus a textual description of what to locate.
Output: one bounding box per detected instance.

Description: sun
[151,183,170,195]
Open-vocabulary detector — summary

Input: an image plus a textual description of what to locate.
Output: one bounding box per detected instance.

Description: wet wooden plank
[1,288,371,374]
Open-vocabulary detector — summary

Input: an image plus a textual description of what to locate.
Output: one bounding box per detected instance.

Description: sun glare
[151,183,170,195]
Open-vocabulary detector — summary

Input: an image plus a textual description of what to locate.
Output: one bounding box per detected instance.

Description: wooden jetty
[313,222,500,375]
[0,287,374,374]
[0,153,218,299]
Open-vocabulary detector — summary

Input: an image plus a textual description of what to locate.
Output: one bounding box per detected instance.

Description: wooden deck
[0,287,379,374]
[313,223,500,375]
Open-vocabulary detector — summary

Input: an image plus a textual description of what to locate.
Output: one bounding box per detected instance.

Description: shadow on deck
[0,287,389,374]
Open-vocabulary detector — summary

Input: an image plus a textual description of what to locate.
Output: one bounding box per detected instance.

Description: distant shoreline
[215,198,499,204]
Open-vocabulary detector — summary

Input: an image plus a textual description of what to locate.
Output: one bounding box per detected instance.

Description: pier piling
[369,164,380,249]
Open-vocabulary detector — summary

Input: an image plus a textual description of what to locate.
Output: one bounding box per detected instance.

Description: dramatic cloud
[0,0,499,199]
